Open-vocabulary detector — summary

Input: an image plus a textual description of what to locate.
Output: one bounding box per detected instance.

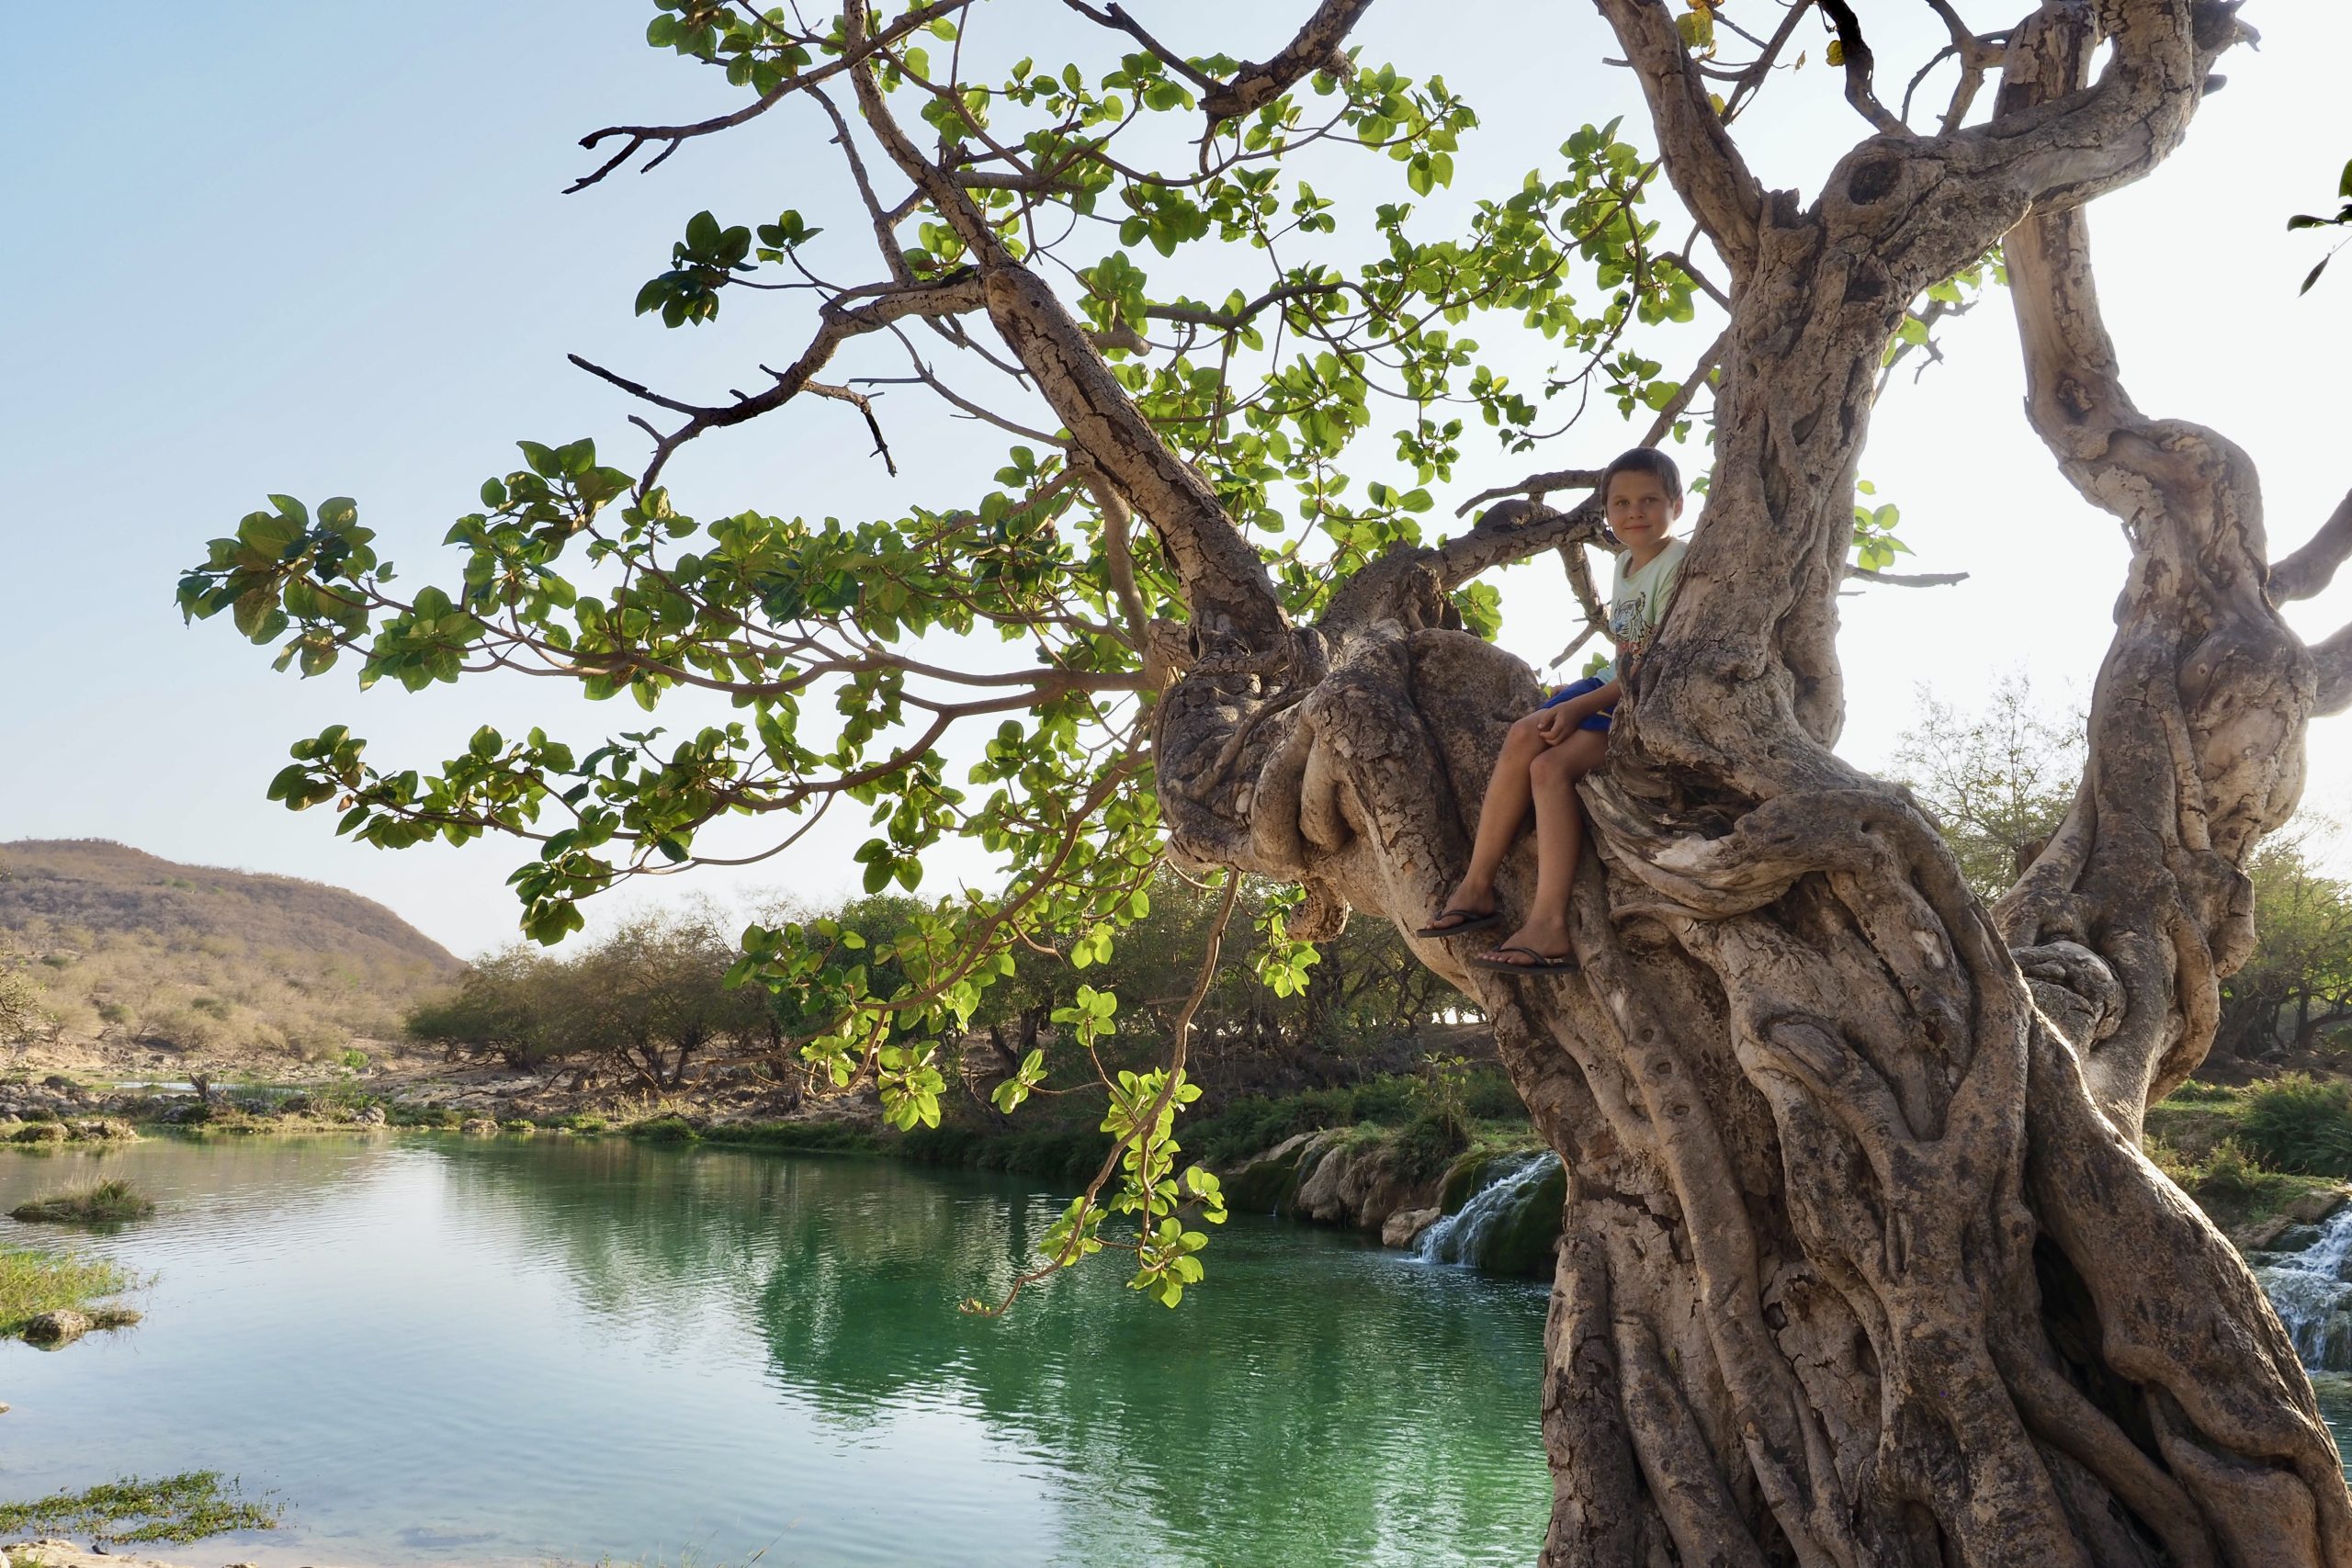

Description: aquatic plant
[0,1244,139,1337]
[9,1179,156,1226]
[0,1471,279,1545]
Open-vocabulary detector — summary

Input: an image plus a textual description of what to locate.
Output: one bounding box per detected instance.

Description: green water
[0,1136,1552,1566]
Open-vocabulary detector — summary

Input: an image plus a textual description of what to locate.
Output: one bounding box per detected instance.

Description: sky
[5,2,2349,960]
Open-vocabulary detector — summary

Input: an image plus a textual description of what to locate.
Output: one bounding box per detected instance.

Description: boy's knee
[1508,712,1547,747]
[1530,744,1580,784]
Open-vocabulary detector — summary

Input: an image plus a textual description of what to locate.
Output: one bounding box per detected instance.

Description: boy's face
[1607,469,1682,551]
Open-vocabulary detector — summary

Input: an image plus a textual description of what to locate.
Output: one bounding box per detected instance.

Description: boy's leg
[1482,728,1608,964]
[1430,712,1549,930]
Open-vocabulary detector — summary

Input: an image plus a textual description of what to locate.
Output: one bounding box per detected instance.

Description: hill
[0,840,460,1073]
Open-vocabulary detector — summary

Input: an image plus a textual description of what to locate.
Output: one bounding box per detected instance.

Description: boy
[1416,447,1688,973]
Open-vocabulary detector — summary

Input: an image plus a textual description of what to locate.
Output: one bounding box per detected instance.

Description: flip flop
[1469,944,1579,974]
[1415,908,1502,938]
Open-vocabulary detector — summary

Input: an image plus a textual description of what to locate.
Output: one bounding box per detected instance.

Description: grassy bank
[0,1245,140,1338]
[611,1067,1536,1194]
[2145,1077,2352,1238]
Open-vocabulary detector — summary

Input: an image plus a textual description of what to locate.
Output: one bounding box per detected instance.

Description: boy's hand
[1536,704,1577,744]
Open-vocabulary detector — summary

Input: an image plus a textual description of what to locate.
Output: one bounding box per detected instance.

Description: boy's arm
[1538,679,1622,739]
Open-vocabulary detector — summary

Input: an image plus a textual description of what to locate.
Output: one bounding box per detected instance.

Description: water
[0,1136,1551,1566]
[2255,1206,2352,1370]
[1416,1153,1557,1267]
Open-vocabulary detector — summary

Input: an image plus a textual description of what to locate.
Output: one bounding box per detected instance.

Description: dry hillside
[0,840,460,1074]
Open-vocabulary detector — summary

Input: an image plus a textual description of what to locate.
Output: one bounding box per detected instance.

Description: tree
[181,1,2352,1559]
[0,969,51,1053]
[2215,835,2352,1066]
[411,910,784,1091]
[1893,676,2083,898]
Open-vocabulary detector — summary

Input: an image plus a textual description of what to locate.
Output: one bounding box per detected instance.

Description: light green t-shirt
[1594,535,1686,683]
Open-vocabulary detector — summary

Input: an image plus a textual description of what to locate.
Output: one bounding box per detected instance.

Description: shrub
[560,1113,608,1134]
[2165,1078,2238,1103]
[1395,1108,1472,1183]
[2239,1074,2352,1177]
[632,1114,701,1144]
[11,1122,67,1145]
[2198,1136,2271,1201]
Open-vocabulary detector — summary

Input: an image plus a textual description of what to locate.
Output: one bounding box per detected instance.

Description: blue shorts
[1540,676,1614,732]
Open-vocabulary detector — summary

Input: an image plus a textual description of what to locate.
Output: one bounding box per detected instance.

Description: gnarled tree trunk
[1172,6,2348,1563]
[836,0,2352,1558]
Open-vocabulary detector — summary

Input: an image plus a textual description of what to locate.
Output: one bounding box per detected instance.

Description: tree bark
[836,0,2348,1558]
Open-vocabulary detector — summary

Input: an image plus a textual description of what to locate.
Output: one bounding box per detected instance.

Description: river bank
[7,1063,2345,1274]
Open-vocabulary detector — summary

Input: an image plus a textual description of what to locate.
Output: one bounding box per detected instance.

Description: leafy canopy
[179,1,1917,1302]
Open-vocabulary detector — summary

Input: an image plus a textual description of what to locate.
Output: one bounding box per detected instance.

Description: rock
[459,1117,499,1136]
[2287,1187,2350,1225]
[70,1116,136,1141]
[278,1092,313,1114]
[355,1103,387,1126]
[1383,1205,1442,1248]
[1291,1132,1424,1232]
[22,1309,92,1346]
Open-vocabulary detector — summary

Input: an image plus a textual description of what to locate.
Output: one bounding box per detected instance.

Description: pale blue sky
[6,3,2348,957]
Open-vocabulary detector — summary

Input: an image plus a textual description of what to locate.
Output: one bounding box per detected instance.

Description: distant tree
[1898,686,2352,1071]
[2215,833,2352,1065]
[0,969,51,1052]
[406,948,561,1067]
[411,909,781,1092]
[1891,675,2082,898]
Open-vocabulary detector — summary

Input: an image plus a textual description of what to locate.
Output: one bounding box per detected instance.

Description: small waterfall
[1418,1151,1558,1268]
[2255,1205,2352,1371]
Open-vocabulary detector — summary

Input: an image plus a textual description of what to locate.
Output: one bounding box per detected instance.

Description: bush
[631,1114,701,1145]
[2240,1074,2352,1176]
[1395,1108,1472,1183]
[2166,1078,2238,1103]
[560,1112,608,1134]
[1462,1068,1526,1121]
[11,1122,67,1145]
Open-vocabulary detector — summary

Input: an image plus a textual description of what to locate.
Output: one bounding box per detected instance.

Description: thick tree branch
[1196,0,1374,125]
[1590,0,1764,275]
[842,0,1291,646]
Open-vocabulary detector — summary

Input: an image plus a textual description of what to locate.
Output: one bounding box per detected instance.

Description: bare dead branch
[563,0,978,193]
[801,379,899,475]
[571,273,986,490]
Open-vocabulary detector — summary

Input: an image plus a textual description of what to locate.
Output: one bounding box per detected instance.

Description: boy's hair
[1600,446,1682,506]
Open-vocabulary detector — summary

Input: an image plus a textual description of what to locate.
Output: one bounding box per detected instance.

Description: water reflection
[1,1135,1550,1567]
